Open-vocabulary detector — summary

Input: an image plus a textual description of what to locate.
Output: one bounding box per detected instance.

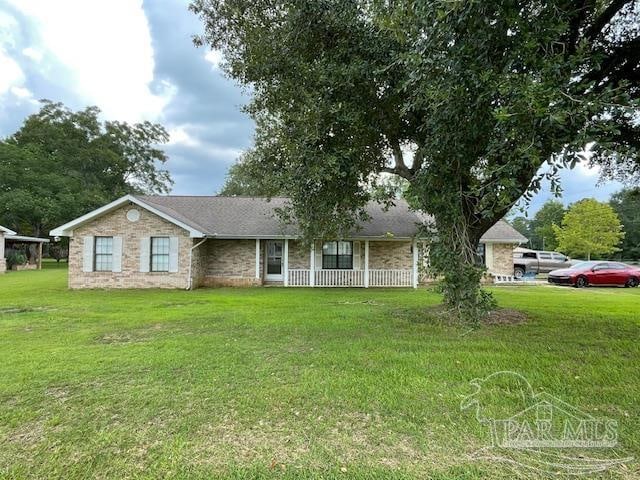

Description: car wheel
[574,276,588,288]
[625,276,639,288]
[514,267,525,279]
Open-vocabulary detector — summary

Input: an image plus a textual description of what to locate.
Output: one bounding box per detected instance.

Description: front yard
[0,266,638,479]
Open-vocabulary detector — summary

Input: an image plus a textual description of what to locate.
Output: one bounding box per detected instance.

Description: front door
[265,240,284,281]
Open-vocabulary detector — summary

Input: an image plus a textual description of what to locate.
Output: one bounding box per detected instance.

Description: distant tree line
[509,189,639,260]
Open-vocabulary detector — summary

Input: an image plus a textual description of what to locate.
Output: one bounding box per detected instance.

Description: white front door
[265,240,284,281]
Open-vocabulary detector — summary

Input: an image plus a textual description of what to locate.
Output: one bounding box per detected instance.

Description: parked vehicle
[513,248,573,278]
[548,261,640,288]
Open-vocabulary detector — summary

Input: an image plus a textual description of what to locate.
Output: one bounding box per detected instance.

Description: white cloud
[576,162,601,177]
[0,48,24,94]
[168,125,201,147]
[0,11,24,96]
[10,86,33,99]
[6,0,174,122]
[204,50,223,69]
[21,47,43,63]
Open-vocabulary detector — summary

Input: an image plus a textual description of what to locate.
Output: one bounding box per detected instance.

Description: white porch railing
[288,269,311,287]
[315,269,364,287]
[288,269,413,287]
[369,269,413,287]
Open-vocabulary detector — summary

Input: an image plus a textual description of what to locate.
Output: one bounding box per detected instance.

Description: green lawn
[1,266,638,479]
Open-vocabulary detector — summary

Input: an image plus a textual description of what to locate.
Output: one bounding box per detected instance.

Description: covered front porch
[194,237,422,288]
[274,238,421,288]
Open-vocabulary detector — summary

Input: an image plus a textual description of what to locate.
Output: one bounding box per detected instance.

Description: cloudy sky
[0,0,624,214]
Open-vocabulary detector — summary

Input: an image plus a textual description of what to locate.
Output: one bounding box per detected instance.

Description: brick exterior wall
[288,240,310,269]
[0,232,5,274]
[200,239,262,287]
[190,238,209,288]
[68,204,192,289]
[489,242,517,275]
[368,240,413,270]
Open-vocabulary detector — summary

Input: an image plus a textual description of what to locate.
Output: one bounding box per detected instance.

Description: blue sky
[0,0,623,214]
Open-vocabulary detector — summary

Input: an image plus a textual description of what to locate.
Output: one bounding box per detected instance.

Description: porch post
[255,239,260,279]
[283,238,289,286]
[412,238,418,289]
[364,240,369,288]
[309,241,315,287]
[38,242,43,270]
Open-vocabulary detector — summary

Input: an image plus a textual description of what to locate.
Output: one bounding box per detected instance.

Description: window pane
[152,237,170,255]
[475,244,485,266]
[267,257,282,274]
[322,255,337,269]
[94,237,113,271]
[152,254,169,272]
[338,241,352,255]
[95,236,113,254]
[337,255,352,269]
[95,253,112,271]
[323,242,337,254]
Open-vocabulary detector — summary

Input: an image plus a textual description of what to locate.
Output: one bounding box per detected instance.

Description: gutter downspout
[187,237,209,290]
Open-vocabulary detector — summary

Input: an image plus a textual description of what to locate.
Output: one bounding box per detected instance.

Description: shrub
[6,252,27,269]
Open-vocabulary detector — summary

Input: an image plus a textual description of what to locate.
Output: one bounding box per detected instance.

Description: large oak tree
[0,101,172,237]
[191,0,640,320]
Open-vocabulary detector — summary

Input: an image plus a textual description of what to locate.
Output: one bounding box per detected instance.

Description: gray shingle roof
[138,196,421,238]
[137,195,527,243]
[481,219,528,243]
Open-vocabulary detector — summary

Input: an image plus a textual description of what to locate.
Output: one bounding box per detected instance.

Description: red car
[548,261,640,288]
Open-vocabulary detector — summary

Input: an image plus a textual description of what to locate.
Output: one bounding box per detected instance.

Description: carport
[1,225,50,273]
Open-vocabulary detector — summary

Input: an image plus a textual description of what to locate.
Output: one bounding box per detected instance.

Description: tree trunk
[427,214,496,324]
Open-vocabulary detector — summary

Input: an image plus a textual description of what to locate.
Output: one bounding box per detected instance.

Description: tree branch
[383,138,413,179]
[581,36,640,90]
[585,0,634,42]
[566,0,594,56]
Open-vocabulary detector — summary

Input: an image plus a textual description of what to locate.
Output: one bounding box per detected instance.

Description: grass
[0,265,638,479]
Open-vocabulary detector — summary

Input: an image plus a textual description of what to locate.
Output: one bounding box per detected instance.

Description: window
[552,253,567,261]
[322,241,353,269]
[539,253,552,259]
[151,237,170,272]
[523,252,537,259]
[94,236,113,271]
[475,243,486,266]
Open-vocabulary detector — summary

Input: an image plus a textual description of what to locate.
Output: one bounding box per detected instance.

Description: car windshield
[570,261,600,270]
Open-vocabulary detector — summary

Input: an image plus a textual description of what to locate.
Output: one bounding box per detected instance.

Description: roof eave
[5,235,50,243]
[481,238,527,244]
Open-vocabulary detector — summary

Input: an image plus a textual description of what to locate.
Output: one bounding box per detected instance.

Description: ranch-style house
[50,195,526,289]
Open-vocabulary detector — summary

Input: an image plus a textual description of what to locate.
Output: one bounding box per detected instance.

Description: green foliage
[509,216,531,244]
[48,244,69,263]
[529,200,565,250]
[610,188,640,260]
[192,0,640,322]
[218,151,281,196]
[6,251,27,269]
[554,198,624,260]
[0,101,172,236]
